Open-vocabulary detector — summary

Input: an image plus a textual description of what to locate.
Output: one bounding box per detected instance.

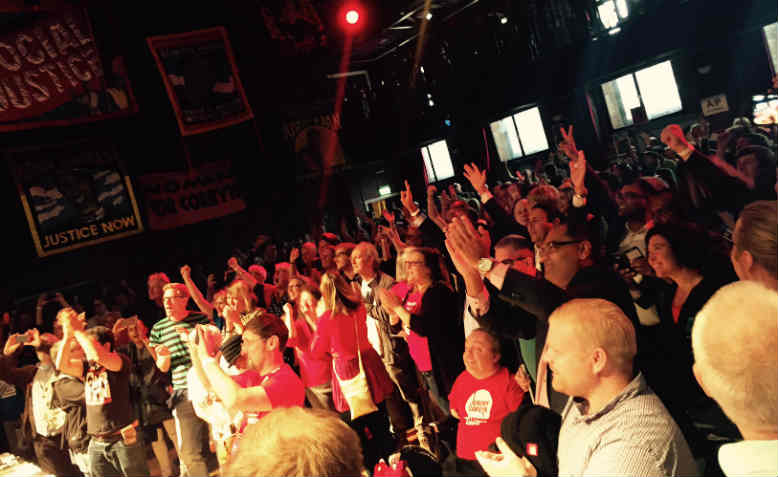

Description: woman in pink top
[283,284,334,411]
[310,272,394,469]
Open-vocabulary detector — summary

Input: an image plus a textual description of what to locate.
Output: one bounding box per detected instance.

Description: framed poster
[0,7,138,132]
[6,140,144,258]
[147,27,254,136]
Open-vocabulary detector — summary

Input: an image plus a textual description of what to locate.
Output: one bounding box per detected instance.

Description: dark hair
[530,202,561,223]
[561,212,603,263]
[319,233,340,246]
[243,311,289,350]
[86,325,115,350]
[735,145,777,197]
[645,223,709,273]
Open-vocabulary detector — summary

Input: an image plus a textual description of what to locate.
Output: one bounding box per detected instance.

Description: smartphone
[624,247,644,262]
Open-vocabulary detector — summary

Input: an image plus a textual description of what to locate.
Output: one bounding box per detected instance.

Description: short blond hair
[550,299,637,375]
[353,242,380,271]
[224,407,364,476]
[162,283,189,298]
[692,281,778,432]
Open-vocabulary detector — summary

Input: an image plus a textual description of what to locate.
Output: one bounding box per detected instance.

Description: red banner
[0,8,107,124]
[137,161,246,230]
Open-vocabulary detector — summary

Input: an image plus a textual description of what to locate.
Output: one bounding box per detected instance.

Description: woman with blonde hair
[310,272,394,469]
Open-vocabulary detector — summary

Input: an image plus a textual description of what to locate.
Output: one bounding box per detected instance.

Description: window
[489,106,550,162]
[764,22,778,74]
[420,140,455,182]
[601,60,683,129]
[597,0,628,34]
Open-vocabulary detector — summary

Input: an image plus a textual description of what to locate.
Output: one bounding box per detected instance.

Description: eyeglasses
[539,240,582,253]
[404,260,426,267]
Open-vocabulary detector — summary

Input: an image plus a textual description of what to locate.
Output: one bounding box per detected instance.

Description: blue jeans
[88,436,150,477]
[421,371,450,417]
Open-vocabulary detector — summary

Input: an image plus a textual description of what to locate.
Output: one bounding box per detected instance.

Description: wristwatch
[477,258,495,276]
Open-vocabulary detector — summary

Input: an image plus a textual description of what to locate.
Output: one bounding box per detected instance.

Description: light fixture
[378,185,391,196]
[500,16,508,24]
[428,99,435,107]
[420,66,425,74]
[426,12,433,20]
[345,9,360,25]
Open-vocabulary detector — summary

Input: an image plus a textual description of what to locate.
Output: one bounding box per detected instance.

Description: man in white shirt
[692,281,778,477]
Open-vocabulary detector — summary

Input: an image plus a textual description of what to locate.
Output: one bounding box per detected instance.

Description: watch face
[478,258,492,273]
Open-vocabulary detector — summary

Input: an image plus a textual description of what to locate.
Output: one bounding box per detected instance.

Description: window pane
[421,146,435,182]
[765,23,778,74]
[490,116,523,161]
[598,1,620,29]
[427,140,455,181]
[615,0,628,19]
[635,61,683,120]
[601,73,640,129]
[513,107,549,155]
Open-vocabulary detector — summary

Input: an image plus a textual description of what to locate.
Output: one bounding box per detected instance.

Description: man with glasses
[447,214,639,412]
[148,283,212,476]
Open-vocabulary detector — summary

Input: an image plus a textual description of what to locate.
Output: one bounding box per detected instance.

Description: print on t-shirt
[465,389,493,425]
[85,366,113,406]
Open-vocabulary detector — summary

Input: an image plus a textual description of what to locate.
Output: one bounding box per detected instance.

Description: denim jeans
[173,397,210,477]
[421,371,450,417]
[88,436,150,477]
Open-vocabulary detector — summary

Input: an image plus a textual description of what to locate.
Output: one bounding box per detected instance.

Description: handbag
[333,315,378,420]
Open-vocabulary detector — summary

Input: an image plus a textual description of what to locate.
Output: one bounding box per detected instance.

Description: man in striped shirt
[148,283,211,477]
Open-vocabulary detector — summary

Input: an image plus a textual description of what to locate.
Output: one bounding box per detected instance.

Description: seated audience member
[730,200,777,290]
[691,281,778,477]
[476,299,697,477]
[448,329,524,475]
[224,407,364,477]
[58,315,150,477]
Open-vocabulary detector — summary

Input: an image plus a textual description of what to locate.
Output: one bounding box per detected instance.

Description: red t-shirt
[448,367,524,460]
[232,363,305,433]
[390,282,433,372]
[287,318,331,388]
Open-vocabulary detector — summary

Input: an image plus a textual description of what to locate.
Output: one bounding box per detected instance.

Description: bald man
[692,281,778,477]
[547,299,697,476]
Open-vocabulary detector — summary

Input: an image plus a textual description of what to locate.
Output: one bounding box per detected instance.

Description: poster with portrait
[0,7,138,132]
[6,140,144,258]
[147,27,253,136]
[281,101,346,175]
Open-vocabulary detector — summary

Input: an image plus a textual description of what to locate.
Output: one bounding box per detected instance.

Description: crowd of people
[0,117,776,477]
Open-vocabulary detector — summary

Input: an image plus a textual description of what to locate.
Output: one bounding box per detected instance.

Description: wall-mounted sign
[0,7,138,132]
[147,27,253,136]
[701,94,729,117]
[6,140,144,258]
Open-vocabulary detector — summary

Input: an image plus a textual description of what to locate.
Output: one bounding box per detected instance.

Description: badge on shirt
[85,366,113,406]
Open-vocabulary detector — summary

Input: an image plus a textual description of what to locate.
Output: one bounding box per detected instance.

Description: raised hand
[399,180,418,215]
[475,437,537,477]
[446,216,487,268]
[463,163,488,194]
[558,125,578,162]
[514,364,531,392]
[180,264,192,279]
[290,247,300,264]
[382,209,395,225]
[660,124,692,158]
[569,149,587,193]
[227,257,239,270]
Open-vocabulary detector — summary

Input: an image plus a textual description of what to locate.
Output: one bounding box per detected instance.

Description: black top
[84,353,133,436]
[52,376,89,453]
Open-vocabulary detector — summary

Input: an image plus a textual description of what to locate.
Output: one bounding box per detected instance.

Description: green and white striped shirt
[149,312,210,391]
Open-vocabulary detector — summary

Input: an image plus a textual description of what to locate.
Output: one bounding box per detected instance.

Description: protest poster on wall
[0,7,138,132]
[6,140,144,258]
[147,27,254,136]
[137,161,246,230]
[281,101,345,175]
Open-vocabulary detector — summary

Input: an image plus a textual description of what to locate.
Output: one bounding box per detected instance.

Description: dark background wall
[0,0,775,305]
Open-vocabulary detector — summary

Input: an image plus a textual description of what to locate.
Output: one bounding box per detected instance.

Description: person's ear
[266,335,279,351]
[740,250,755,275]
[592,347,607,375]
[578,240,592,261]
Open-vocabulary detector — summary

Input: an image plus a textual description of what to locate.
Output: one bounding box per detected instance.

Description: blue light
[444,119,452,127]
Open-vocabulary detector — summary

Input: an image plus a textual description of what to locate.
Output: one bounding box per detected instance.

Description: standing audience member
[148,283,212,477]
[729,200,777,290]
[692,281,778,477]
[58,312,150,477]
[51,338,91,477]
[311,272,395,470]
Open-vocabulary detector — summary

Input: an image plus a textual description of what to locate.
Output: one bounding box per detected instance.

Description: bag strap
[354,312,365,374]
